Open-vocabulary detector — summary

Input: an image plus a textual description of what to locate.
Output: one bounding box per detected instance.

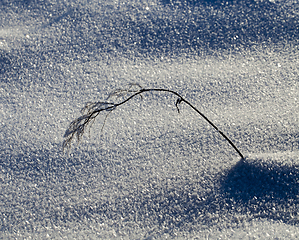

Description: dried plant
[63,84,244,159]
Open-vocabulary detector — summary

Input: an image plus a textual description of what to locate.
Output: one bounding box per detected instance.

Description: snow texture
[0,0,299,239]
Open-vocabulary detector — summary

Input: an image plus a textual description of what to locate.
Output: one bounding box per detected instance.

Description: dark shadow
[1,0,45,8]
[37,157,299,235]
[1,141,298,235]
[0,143,102,181]
[53,0,299,56]
[161,0,235,8]
[64,157,299,233]
[0,50,15,75]
[145,0,293,54]
[220,157,299,202]
[1,0,299,74]
[16,0,33,5]
[44,156,298,238]
[218,157,299,224]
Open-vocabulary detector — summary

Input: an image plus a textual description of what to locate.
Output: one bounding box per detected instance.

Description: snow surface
[0,0,299,239]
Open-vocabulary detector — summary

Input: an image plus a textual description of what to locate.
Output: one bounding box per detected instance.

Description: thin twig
[63,87,244,159]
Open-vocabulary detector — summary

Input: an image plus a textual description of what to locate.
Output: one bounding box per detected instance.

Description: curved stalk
[63,87,244,159]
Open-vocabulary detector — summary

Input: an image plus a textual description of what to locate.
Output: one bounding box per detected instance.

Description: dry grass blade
[63,85,244,159]
[63,102,116,151]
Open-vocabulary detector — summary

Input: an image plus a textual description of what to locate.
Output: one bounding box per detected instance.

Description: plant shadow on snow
[39,159,298,238]
[1,142,299,234]
[221,158,299,202]
[219,157,299,223]
[66,158,299,233]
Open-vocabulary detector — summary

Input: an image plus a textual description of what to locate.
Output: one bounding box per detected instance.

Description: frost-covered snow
[1,0,299,239]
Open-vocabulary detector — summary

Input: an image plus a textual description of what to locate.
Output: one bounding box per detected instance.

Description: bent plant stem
[63,88,244,159]
[140,89,244,159]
